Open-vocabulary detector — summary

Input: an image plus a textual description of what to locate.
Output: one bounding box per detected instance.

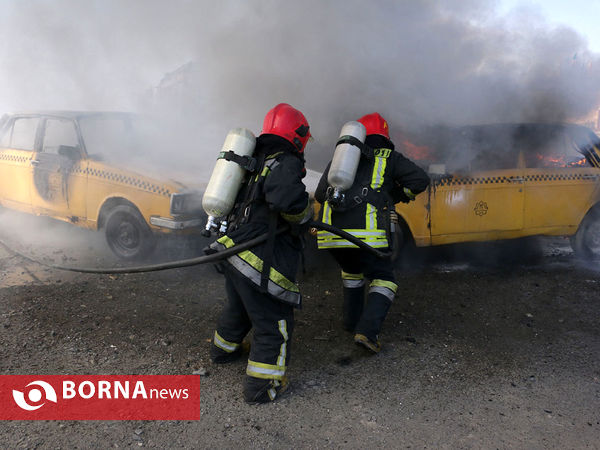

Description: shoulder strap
[226,153,266,231]
[218,150,258,172]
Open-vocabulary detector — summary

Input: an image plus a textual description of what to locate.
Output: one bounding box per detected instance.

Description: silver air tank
[202,128,256,234]
[327,121,366,203]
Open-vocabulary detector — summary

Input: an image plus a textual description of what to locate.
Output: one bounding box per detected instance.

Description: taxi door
[430,168,525,242]
[0,116,39,213]
[30,118,87,221]
[522,138,600,231]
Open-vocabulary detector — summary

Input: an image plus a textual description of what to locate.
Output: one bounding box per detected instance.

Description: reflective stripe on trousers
[341,270,365,288]
[369,279,398,302]
[213,331,240,353]
[247,319,288,381]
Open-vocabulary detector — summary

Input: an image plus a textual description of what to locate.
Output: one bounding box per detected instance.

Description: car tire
[104,205,156,260]
[571,209,600,260]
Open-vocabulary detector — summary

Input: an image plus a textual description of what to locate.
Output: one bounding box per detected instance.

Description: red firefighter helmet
[261,103,311,153]
[357,112,390,139]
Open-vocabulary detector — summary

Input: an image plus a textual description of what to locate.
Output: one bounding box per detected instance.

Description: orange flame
[401,139,434,161]
[534,153,587,167]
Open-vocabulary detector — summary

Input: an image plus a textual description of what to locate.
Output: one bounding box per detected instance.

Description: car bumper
[149,216,203,230]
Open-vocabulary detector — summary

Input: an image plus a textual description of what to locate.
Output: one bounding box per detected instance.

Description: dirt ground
[0,210,599,449]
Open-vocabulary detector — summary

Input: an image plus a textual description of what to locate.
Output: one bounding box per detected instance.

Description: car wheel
[104,205,155,260]
[572,210,600,260]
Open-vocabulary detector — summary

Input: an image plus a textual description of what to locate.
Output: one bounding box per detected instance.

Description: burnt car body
[394,123,600,259]
[0,111,204,260]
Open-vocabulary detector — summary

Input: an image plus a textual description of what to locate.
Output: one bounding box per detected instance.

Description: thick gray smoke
[1,0,599,172]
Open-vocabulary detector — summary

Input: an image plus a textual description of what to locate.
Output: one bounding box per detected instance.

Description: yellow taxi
[0,111,204,260]
[396,123,600,259]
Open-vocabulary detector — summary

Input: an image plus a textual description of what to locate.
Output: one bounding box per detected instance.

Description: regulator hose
[0,219,401,274]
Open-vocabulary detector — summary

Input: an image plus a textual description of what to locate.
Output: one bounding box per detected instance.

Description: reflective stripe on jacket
[315,135,430,250]
[211,235,301,306]
[317,147,391,249]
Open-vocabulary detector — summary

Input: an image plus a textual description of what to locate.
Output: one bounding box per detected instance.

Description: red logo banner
[0,375,200,420]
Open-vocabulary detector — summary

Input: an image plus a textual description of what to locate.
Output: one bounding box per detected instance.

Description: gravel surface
[0,210,599,448]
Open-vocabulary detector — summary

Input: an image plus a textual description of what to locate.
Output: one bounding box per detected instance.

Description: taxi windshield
[79,114,155,162]
[416,123,600,171]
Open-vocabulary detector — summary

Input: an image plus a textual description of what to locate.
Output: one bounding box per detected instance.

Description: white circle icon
[12,381,58,411]
[28,388,43,403]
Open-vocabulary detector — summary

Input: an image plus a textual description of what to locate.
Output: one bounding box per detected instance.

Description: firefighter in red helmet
[209,103,312,403]
[315,112,430,353]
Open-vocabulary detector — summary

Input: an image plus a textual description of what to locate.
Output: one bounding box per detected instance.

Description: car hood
[97,160,204,194]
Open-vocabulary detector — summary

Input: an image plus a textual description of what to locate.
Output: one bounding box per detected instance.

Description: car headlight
[170,192,203,216]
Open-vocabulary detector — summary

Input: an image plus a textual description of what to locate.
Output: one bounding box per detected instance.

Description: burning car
[0,111,203,260]
[396,123,600,259]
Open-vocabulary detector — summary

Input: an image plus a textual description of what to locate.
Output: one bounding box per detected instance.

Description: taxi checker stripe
[0,153,30,163]
[436,176,511,186]
[84,167,171,196]
[213,331,240,353]
[435,173,600,187]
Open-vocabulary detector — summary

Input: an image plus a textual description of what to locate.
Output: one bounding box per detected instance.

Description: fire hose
[0,217,401,275]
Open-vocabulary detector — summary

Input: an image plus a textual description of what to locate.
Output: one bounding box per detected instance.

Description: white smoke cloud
[1,0,599,170]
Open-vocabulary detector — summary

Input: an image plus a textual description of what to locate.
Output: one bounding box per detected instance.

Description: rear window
[405,124,597,171]
[0,117,40,151]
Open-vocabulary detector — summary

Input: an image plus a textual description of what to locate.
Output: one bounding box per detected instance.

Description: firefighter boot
[243,375,289,404]
[341,272,366,332]
[342,285,365,332]
[210,332,249,364]
[354,292,393,354]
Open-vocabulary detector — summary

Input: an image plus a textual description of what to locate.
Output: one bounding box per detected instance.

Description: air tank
[327,121,366,201]
[202,128,256,234]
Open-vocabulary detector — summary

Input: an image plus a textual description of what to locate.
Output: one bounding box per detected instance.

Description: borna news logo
[0,375,200,420]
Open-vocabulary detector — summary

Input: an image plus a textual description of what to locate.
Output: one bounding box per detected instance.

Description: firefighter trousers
[330,248,398,342]
[213,266,294,383]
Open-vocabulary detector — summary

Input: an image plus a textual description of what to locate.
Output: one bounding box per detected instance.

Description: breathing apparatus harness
[326,135,394,209]
[324,137,401,258]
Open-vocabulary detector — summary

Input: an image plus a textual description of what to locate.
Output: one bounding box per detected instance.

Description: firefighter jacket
[315,135,430,249]
[209,134,311,307]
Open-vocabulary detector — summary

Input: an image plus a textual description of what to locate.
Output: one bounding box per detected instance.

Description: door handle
[30,160,40,166]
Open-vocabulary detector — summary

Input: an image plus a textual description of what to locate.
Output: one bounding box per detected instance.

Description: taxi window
[1,118,39,151]
[43,119,79,154]
[522,128,588,168]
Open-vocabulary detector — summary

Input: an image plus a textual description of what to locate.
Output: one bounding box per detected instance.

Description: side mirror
[57,145,81,160]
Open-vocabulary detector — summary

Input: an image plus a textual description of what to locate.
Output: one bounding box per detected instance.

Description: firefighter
[315,112,430,353]
[209,103,312,403]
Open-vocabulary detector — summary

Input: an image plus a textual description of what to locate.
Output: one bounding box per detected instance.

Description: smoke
[1,0,599,172]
